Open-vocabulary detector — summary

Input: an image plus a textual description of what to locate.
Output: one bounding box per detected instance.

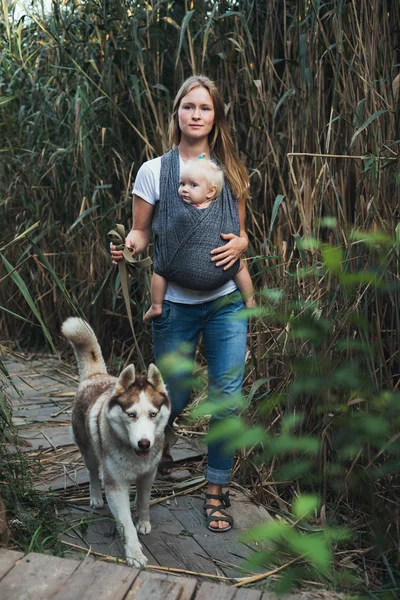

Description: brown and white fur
[62,317,170,568]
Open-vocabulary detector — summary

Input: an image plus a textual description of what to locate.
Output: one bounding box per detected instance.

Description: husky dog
[62,317,171,568]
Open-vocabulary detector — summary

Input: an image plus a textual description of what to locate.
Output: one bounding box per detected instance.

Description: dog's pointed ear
[114,364,136,395]
[147,364,166,394]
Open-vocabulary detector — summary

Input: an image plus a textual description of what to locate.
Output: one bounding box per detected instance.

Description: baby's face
[178,173,213,205]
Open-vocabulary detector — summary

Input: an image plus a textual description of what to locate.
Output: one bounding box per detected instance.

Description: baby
[144,158,255,322]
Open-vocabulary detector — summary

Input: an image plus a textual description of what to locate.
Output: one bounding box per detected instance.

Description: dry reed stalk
[60,540,234,581]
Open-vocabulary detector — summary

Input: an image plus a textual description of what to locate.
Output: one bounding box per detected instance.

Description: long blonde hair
[168,75,250,201]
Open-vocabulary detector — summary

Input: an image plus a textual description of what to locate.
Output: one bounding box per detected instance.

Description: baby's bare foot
[143,305,163,323]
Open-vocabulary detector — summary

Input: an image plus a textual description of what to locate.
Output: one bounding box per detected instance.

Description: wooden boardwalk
[2,353,344,599]
[3,353,272,582]
[1,547,325,599]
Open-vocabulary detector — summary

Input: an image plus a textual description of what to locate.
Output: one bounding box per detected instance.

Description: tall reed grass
[1,0,399,592]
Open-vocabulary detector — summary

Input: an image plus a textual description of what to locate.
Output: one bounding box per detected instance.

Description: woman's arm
[211,196,249,270]
[110,195,154,262]
[126,195,154,254]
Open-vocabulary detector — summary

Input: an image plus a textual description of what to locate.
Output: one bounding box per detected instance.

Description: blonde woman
[111,76,250,532]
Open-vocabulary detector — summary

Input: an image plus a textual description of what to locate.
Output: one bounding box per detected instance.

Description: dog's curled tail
[62,317,107,382]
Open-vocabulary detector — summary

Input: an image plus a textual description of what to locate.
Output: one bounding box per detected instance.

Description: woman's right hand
[110,242,124,266]
[110,198,153,265]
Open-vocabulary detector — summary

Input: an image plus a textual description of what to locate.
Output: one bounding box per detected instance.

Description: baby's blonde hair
[180,159,224,198]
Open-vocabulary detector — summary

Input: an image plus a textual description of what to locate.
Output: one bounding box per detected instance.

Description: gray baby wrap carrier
[152,148,240,291]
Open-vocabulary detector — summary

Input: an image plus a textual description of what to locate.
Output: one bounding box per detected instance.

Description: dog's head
[108,364,171,456]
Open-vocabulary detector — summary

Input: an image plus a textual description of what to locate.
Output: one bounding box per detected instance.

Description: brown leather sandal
[203,491,233,532]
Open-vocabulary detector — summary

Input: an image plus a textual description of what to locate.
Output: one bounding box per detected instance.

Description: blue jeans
[152,290,247,485]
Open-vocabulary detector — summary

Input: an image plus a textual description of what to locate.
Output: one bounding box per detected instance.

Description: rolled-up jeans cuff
[206,466,231,485]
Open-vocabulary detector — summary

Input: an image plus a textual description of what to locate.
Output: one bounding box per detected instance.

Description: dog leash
[107,224,152,373]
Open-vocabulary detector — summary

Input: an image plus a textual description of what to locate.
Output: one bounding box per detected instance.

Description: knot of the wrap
[107,224,152,274]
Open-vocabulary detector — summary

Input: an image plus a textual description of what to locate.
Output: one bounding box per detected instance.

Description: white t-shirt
[132,156,237,304]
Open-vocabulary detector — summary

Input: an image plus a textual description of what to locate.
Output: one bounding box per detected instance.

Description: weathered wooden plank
[38,445,201,492]
[167,468,193,482]
[133,570,197,600]
[0,552,80,600]
[0,549,25,581]
[196,582,263,599]
[196,582,237,600]
[51,556,139,600]
[36,467,88,492]
[60,506,159,566]
[228,491,273,532]
[234,588,263,599]
[139,503,217,574]
[17,426,74,451]
[171,438,206,462]
[260,595,341,599]
[261,595,320,600]
[125,570,195,600]
[13,404,72,424]
[12,395,68,407]
[169,496,256,579]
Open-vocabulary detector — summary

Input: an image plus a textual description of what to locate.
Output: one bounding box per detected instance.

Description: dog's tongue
[135,449,150,457]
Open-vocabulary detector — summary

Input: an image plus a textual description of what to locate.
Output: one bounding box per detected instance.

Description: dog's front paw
[126,549,148,568]
[136,520,151,535]
[90,494,104,509]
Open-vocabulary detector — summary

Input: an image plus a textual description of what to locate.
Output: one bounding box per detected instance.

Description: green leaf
[30,241,77,312]
[202,2,218,66]
[0,221,40,253]
[205,417,247,444]
[261,288,284,303]
[299,34,307,81]
[322,245,343,274]
[190,395,246,419]
[319,217,337,228]
[66,206,99,234]
[243,518,290,543]
[233,426,268,449]
[0,254,56,352]
[297,237,320,251]
[0,95,19,106]
[288,533,331,572]
[268,194,285,242]
[247,377,275,405]
[323,527,351,543]
[269,435,320,455]
[349,229,393,246]
[292,494,319,519]
[350,109,388,147]
[0,306,32,323]
[354,98,366,127]
[273,88,295,123]
[176,10,195,67]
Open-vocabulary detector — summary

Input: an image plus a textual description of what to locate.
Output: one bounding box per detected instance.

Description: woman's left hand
[211,233,248,270]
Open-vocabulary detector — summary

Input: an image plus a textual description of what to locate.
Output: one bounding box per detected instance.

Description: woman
[111,75,250,532]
